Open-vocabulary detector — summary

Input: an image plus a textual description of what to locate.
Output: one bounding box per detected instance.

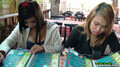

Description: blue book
[64,48,120,67]
[2,49,60,67]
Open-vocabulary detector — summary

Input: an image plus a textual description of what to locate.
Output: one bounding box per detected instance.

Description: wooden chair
[74,11,85,21]
[51,15,65,20]
[62,24,77,46]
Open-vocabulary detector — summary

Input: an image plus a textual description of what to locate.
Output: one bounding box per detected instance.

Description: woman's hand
[30,44,45,54]
[0,50,5,66]
[62,48,69,56]
[62,48,74,59]
[62,48,69,59]
[0,53,4,62]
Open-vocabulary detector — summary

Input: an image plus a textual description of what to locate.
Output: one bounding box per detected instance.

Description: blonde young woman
[63,2,120,59]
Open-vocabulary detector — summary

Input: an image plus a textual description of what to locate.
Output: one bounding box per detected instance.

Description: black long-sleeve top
[65,26,120,59]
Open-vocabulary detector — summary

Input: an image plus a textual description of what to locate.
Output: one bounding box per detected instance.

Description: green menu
[2,49,60,67]
[65,48,120,67]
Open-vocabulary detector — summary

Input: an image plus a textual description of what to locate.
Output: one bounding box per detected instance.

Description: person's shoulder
[46,21,57,30]
[109,30,116,35]
[107,30,116,38]
[14,23,20,29]
[75,25,84,32]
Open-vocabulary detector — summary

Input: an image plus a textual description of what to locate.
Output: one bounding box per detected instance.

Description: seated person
[0,1,63,62]
[63,2,120,59]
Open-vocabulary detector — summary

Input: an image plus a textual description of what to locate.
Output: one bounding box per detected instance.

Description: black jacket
[65,26,120,59]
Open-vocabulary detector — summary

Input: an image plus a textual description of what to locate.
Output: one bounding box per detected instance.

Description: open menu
[65,48,120,67]
[2,49,60,67]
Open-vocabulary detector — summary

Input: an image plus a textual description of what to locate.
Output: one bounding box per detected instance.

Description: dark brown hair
[18,1,45,44]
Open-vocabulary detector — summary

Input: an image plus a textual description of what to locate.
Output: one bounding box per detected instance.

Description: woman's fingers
[62,48,69,59]
[62,48,74,59]
[0,53,4,62]
[62,48,68,56]
[30,44,44,54]
[72,47,74,50]
[30,45,38,54]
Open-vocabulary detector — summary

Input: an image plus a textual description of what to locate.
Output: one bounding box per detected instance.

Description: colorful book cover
[65,48,120,67]
[2,49,60,67]
[94,52,120,67]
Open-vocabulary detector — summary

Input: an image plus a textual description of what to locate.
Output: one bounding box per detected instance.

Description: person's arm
[0,50,5,56]
[108,31,120,52]
[0,50,5,59]
[42,27,63,53]
[0,23,20,54]
[62,26,83,56]
[65,26,83,48]
[0,50,5,65]
[30,44,45,54]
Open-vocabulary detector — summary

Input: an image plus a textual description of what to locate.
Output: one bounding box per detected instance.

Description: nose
[25,22,31,27]
[96,26,101,31]
[25,23,33,28]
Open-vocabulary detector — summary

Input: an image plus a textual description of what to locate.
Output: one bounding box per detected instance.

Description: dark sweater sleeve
[64,26,83,48]
[108,31,120,52]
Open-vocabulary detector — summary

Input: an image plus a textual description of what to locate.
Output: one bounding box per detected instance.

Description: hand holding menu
[65,48,120,67]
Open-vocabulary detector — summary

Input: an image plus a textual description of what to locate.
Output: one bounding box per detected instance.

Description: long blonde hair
[80,2,115,46]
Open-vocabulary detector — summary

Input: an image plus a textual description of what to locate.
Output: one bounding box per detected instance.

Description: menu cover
[2,49,60,67]
[65,48,120,67]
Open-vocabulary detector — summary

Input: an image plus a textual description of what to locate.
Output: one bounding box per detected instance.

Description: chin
[30,27,34,29]
[92,33,97,36]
